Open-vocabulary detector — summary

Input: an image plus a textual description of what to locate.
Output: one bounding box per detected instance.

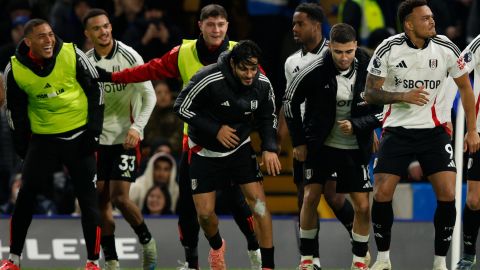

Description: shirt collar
[93,39,118,61]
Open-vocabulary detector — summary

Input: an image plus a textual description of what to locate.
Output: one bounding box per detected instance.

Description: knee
[197,211,215,225]
[324,192,344,211]
[251,197,269,218]
[302,189,320,208]
[373,183,394,202]
[111,195,129,209]
[467,194,480,210]
[354,200,370,216]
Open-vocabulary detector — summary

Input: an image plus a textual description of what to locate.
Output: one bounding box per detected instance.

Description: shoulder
[374,33,407,58]
[468,34,480,54]
[116,40,143,66]
[431,35,461,57]
[85,48,94,61]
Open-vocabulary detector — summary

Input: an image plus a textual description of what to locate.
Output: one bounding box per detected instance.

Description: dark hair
[199,4,228,21]
[230,40,262,66]
[82,8,109,28]
[154,155,173,168]
[142,185,172,215]
[398,0,428,26]
[329,23,356,43]
[295,3,324,23]
[24,18,50,37]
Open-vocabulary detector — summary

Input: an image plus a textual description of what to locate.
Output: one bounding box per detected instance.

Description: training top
[86,40,155,145]
[458,34,480,132]
[367,33,465,129]
[284,38,329,118]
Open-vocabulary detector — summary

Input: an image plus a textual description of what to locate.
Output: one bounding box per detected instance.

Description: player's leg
[222,185,261,270]
[177,152,201,270]
[108,146,156,270]
[2,136,57,268]
[64,134,102,269]
[323,179,354,239]
[190,151,225,270]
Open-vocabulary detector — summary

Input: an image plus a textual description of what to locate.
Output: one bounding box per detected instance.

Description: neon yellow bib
[11,43,88,134]
[177,39,237,135]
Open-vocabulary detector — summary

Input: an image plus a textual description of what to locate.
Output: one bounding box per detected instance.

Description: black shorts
[97,144,138,182]
[304,146,372,193]
[374,126,455,177]
[293,159,337,184]
[189,143,263,194]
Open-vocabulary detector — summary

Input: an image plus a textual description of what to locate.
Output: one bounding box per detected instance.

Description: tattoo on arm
[365,73,403,105]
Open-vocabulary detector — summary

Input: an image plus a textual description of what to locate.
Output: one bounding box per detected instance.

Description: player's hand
[293,144,307,162]
[95,66,112,82]
[401,86,429,105]
[216,125,240,149]
[338,120,353,135]
[464,131,480,153]
[123,128,140,149]
[261,151,282,176]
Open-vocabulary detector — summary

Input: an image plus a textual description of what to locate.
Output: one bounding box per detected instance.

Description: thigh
[467,150,480,181]
[189,153,222,195]
[22,136,60,190]
[417,129,455,176]
[98,145,138,182]
[335,150,372,194]
[62,137,97,194]
[374,130,414,176]
[303,148,335,187]
[228,144,262,186]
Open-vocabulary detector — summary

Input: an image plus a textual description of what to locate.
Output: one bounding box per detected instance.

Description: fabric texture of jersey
[367,33,465,129]
[284,38,329,118]
[459,34,480,132]
[86,40,155,145]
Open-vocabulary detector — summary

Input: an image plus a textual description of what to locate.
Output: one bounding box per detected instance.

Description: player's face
[198,16,228,48]
[329,41,357,71]
[408,5,436,39]
[84,15,112,47]
[292,12,320,45]
[24,23,56,59]
[231,57,259,86]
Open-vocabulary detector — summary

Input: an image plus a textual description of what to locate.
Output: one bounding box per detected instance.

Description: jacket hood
[132,152,178,212]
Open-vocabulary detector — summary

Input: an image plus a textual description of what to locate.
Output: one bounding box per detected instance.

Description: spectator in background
[467,0,480,42]
[143,80,183,156]
[131,152,178,213]
[111,0,144,42]
[0,15,29,69]
[141,185,173,216]
[122,0,182,62]
[50,0,92,50]
[0,1,31,45]
[0,173,21,214]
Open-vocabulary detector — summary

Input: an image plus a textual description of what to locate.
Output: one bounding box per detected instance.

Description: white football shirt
[86,40,156,145]
[367,33,465,129]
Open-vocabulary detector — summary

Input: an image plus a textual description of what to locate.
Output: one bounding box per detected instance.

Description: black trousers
[10,132,101,260]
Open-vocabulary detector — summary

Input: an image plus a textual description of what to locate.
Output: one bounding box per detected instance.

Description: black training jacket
[283,48,383,163]
[174,51,278,154]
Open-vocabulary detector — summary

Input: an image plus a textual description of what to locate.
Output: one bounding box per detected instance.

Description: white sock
[300,228,317,239]
[313,257,321,267]
[87,259,99,266]
[377,251,390,261]
[352,231,369,243]
[353,254,366,263]
[8,254,20,266]
[433,255,446,267]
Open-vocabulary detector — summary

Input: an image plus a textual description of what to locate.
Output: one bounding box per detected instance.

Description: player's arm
[4,63,31,158]
[97,46,181,84]
[173,72,221,138]
[364,73,429,105]
[454,73,480,153]
[125,51,157,149]
[75,46,105,137]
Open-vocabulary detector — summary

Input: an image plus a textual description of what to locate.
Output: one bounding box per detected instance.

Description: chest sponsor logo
[398,79,441,90]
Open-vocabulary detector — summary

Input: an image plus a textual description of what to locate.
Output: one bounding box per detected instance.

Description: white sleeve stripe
[76,47,99,78]
[179,72,223,119]
[118,47,136,65]
[3,63,11,110]
[258,75,278,129]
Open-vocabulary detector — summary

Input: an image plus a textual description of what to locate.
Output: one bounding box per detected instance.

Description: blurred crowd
[0,0,479,216]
